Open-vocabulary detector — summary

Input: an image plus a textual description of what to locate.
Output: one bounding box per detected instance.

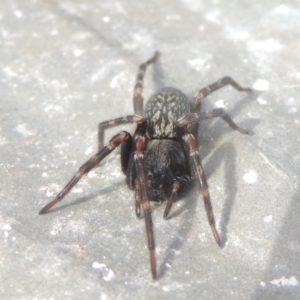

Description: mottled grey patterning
[145,87,190,138]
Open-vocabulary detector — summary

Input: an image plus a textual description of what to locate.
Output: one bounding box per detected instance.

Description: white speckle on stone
[233,31,249,41]
[110,72,125,88]
[285,98,298,113]
[87,170,97,178]
[264,215,273,223]
[42,172,48,178]
[165,263,172,269]
[92,262,115,281]
[205,10,220,24]
[15,124,35,137]
[215,99,225,108]
[3,224,11,231]
[92,262,106,269]
[243,170,258,184]
[253,79,270,91]
[188,58,205,67]
[14,10,23,18]
[260,281,266,286]
[72,187,83,194]
[257,97,267,105]
[162,286,170,292]
[103,270,115,281]
[0,135,8,145]
[4,67,17,77]
[270,276,299,287]
[285,97,295,105]
[103,16,110,23]
[85,147,93,155]
[50,229,57,236]
[3,224,11,238]
[225,26,249,41]
[45,189,55,197]
[44,104,63,112]
[248,39,282,52]
[187,58,208,71]
[90,66,107,82]
[273,5,290,14]
[74,49,83,57]
[288,107,297,114]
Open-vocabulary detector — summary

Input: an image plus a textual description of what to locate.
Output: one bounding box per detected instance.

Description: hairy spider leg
[98,115,143,151]
[98,50,160,151]
[178,108,249,134]
[163,181,180,219]
[133,51,160,116]
[182,133,222,247]
[134,134,157,279]
[190,76,252,113]
[39,131,131,214]
[134,178,142,219]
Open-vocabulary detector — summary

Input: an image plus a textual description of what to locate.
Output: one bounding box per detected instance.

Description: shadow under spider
[157,142,238,278]
[203,142,238,244]
[42,180,124,214]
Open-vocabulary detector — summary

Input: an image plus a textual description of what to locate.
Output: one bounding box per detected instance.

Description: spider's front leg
[134,134,157,279]
[163,181,180,219]
[133,51,160,116]
[98,115,143,151]
[39,131,131,214]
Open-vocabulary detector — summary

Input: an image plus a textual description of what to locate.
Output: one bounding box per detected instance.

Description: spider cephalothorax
[39,52,251,279]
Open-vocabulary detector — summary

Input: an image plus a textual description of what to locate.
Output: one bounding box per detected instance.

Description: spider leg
[134,178,142,219]
[182,133,222,247]
[98,51,159,149]
[133,51,160,116]
[178,108,248,134]
[191,76,252,113]
[39,131,131,214]
[134,134,157,279]
[98,115,143,151]
[163,181,180,219]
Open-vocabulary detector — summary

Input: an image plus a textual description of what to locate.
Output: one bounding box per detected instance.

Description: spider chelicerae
[39,51,252,279]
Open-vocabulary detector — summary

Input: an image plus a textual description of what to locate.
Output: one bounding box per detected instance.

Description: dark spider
[39,51,252,279]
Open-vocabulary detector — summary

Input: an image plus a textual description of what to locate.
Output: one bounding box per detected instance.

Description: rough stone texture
[0,0,299,299]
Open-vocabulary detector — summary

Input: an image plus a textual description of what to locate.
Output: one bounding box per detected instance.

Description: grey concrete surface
[1,0,300,299]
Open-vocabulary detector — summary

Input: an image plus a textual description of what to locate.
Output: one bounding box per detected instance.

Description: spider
[39,51,252,279]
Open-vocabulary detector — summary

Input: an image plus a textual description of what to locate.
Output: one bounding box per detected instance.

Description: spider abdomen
[145,87,190,138]
[144,139,191,200]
